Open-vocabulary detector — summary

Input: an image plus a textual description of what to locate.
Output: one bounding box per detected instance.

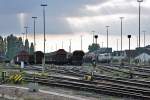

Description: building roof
[93,48,112,54]
[125,48,150,58]
[112,51,125,56]
[125,50,137,58]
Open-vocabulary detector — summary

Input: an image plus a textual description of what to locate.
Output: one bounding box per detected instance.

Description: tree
[25,39,29,53]
[30,42,34,55]
[0,36,5,56]
[88,43,100,52]
[3,38,7,55]
[6,34,23,60]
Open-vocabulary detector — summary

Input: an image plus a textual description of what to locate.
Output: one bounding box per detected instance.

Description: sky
[0,0,150,52]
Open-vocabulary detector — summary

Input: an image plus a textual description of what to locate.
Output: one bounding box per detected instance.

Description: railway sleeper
[59,80,150,95]
[46,81,150,100]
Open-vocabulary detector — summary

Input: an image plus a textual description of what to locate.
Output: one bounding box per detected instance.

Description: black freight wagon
[52,49,68,65]
[71,50,85,66]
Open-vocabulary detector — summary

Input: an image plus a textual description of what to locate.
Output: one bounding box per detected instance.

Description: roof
[35,51,44,54]
[125,50,137,58]
[95,48,112,54]
[73,50,85,56]
[125,48,150,58]
[112,51,125,56]
[56,49,67,55]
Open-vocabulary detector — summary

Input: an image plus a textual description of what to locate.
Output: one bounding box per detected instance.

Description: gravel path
[0,84,132,100]
[0,85,88,100]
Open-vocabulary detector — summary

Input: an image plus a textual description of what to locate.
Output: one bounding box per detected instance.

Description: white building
[135,53,150,63]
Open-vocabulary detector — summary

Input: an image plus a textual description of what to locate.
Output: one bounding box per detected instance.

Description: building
[134,47,150,64]
[135,53,150,63]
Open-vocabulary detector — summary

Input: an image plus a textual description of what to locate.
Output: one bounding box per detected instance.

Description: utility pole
[69,39,71,53]
[143,31,146,47]
[117,39,119,51]
[92,31,95,44]
[81,35,83,50]
[128,35,132,78]
[101,42,104,48]
[137,0,143,48]
[95,35,98,63]
[106,26,110,64]
[24,26,29,40]
[56,44,57,51]
[62,41,63,49]
[41,3,47,71]
[137,36,139,47]
[143,31,146,65]
[106,26,110,49]
[128,35,131,65]
[95,35,98,45]
[120,17,124,52]
[32,16,37,64]
[22,33,25,45]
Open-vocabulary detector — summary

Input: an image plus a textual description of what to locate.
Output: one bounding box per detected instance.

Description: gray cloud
[0,0,149,37]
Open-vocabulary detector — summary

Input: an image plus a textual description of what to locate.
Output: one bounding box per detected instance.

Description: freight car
[51,49,68,65]
[28,49,85,66]
[14,50,29,64]
[70,50,85,66]
[29,51,44,64]
[35,51,44,64]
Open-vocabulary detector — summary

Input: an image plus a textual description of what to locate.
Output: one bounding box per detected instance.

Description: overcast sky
[0,0,150,52]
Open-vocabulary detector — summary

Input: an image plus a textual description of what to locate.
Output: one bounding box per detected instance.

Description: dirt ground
[0,84,133,100]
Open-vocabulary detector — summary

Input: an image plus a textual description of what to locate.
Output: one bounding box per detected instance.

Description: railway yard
[1,63,150,100]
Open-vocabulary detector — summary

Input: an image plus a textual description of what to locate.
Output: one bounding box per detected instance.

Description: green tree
[3,38,7,55]
[6,34,23,60]
[30,42,34,55]
[88,43,100,52]
[0,36,5,56]
[25,39,29,53]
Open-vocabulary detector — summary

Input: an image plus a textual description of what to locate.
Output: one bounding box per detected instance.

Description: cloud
[0,0,149,37]
[0,0,40,14]
[0,0,149,51]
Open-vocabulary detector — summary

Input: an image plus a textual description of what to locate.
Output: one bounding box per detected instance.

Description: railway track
[4,64,150,78]
[47,66,150,88]
[97,65,150,77]
[23,74,150,100]
[104,64,150,74]
[2,65,150,99]
[4,64,150,88]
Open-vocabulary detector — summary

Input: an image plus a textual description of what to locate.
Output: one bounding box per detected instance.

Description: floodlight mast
[128,35,131,65]
[106,26,110,49]
[24,26,29,40]
[137,0,143,48]
[32,16,38,64]
[41,4,47,71]
[120,17,124,52]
